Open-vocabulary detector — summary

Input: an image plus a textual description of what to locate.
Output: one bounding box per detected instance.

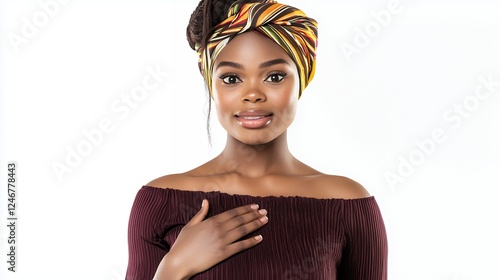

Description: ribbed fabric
[126,186,388,280]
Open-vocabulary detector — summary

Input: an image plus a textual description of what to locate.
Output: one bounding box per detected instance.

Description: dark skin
[151,32,371,280]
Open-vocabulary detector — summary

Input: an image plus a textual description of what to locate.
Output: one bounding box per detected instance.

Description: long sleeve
[338,197,388,279]
[126,187,170,280]
[124,186,388,279]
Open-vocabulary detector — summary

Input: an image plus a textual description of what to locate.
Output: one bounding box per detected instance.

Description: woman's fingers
[186,199,209,226]
[199,202,268,244]
[225,234,264,257]
[187,200,269,245]
[214,204,261,223]
[222,209,268,232]
[223,212,268,242]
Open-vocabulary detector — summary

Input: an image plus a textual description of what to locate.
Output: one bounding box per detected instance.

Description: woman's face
[211,31,300,145]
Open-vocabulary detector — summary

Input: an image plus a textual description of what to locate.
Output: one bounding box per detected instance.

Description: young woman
[126,0,388,279]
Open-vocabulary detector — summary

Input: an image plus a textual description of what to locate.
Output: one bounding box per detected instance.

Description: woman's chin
[230,131,283,146]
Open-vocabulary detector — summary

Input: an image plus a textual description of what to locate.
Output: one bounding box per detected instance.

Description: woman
[126,0,388,279]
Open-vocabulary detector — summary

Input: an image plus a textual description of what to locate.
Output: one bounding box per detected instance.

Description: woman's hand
[153,200,268,280]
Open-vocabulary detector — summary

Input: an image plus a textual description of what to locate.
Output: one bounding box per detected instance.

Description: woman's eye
[221,75,241,84]
[265,73,285,83]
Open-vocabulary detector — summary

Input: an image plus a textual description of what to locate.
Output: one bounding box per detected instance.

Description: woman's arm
[125,188,172,280]
[338,197,388,279]
[152,252,191,280]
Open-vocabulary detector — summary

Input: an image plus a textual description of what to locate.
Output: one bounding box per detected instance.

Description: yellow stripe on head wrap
[196,0,318,99]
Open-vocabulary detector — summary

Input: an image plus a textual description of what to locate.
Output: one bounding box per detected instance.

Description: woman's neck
[215,131,297,178]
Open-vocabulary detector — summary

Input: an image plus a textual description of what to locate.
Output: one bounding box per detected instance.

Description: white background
[1,0,500,279]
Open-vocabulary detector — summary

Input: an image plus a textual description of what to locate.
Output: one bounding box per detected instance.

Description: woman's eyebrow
[215,58,290,70]
[216,61,243,70]
[259,58,290,69]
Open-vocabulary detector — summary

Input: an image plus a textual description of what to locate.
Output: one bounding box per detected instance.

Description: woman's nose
[242,87,267,103]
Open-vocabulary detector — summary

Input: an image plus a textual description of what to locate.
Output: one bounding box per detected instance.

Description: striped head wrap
[196,0,318,98]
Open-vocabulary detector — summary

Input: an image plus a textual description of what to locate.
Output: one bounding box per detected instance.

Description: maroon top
[126,186,388,279]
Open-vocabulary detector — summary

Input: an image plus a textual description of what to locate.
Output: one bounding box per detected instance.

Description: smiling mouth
[234,113,273,129]
[236,115,272,120]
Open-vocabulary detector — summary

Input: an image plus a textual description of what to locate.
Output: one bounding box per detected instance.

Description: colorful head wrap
[195,0,318,98]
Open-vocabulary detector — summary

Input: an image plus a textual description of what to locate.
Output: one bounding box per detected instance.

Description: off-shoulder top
[126,185,388,279]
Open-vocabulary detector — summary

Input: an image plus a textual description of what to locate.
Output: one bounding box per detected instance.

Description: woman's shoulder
[145,173,197,191]
[291,160,372,199]
[145,172,371,200]
[304,174,372,199]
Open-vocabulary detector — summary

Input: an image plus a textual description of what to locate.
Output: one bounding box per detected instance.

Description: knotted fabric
[196,0,318,98]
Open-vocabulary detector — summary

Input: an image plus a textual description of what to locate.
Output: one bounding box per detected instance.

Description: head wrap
[195,0,318,98]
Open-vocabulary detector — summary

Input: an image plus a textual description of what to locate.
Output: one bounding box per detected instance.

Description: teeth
[241,116,264,120]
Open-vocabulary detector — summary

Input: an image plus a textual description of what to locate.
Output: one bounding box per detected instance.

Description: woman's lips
[235,110,273,129]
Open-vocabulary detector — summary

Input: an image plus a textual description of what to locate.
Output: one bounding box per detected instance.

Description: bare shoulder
[145,173,193,191]
[314,174,371,199]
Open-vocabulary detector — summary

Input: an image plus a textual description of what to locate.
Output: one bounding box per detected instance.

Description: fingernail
[250,204,259,210]
[254,235,263,241]
[260,216,268,223]
[258,209,267,215]
[201,199,205,208]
